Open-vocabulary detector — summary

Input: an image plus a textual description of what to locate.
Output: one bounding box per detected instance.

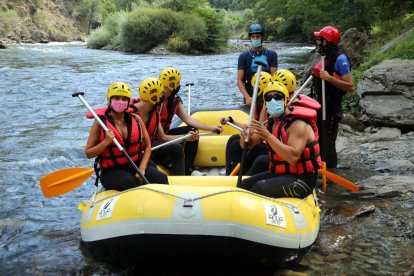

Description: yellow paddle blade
[318,169,359,192]
[40,168,94,198]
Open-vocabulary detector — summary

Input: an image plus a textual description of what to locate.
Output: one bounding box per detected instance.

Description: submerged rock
[355,175,414,198]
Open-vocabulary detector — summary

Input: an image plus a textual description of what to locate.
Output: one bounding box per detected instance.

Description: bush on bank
[87,6,224,54]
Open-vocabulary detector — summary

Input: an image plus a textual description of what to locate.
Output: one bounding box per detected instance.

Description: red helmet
[314,26,341,45]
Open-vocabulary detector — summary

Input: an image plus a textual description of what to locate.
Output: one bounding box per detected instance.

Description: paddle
[151,131,218,151]
[72,92,150,184]
[39,131,213,197]
[287,75,314,106]
[237,61,266,187]
[318,169,359,192]
[40,168,94,198]
[320,55,328,191]
[229,163,240,176]
[227,121,243,131]
[186,83,194,115]
[220,117,243,132]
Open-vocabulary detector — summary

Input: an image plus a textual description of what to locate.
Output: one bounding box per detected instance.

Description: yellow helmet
[272,69,297,93]
[250,72,272,96]
[159,67,181,90]
[107,82,132,105]
[139,78,164,105]
[263,81,289,106]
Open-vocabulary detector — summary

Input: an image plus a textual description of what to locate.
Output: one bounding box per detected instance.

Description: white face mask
[266,99,285,117]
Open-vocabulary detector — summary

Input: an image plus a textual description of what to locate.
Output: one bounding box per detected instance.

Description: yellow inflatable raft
[78,106,320,264]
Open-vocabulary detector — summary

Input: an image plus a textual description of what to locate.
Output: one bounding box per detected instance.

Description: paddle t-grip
[72,92,85,97]
[254,60,266,67]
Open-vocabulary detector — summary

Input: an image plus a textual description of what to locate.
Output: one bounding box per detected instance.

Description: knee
[251,180,266,195]
[239,179,251,190]
[169,143,184,156]
[159,173,169,184]
[227,134,240,146]
[229,139,241,151]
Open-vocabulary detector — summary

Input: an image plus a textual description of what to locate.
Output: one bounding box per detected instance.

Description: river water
[0,43,412,275]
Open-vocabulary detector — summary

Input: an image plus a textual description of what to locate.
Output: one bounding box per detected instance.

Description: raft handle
[183,198,194,208]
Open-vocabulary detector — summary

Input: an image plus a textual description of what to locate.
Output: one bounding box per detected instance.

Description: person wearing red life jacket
[85,82,168,191]
[158,67,223,175]
[237,23,278,107]
[240,81,322,198]
[132,78,198,175]
[312,26,354,169]
[245,69,321,176]
[222,71,271,175]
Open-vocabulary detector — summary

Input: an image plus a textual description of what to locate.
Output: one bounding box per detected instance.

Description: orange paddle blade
[40,168,94,198]
[318,169,359,192]
[322,162,327,191]
[230,163,240,176]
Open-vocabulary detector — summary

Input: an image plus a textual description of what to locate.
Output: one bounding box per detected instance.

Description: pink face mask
[110,99,128,113]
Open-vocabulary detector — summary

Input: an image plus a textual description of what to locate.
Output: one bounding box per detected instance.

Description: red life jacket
[85,107,134,119]
[291,94,321,110]
[88,107,144,169]
[267,106,322,175]
[158,95,182,133]
[130,99,159,145]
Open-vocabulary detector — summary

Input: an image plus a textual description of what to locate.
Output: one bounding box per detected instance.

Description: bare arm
[176,103,223,133]
[237,69,252,106]
[155,121,199,143]
[320,71,354,93]
[249,119,310,165]
[85,121,114,159]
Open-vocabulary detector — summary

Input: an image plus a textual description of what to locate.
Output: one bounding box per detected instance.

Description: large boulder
[340,28,368,67]
[357,59,414,131]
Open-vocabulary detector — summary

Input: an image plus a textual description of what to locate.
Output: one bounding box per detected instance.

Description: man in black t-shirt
[237,23,278,107]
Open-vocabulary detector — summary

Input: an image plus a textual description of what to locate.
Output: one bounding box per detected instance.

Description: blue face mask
[266,99,285,117]
[251,39,262,48]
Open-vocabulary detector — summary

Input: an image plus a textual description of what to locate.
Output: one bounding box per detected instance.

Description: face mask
[110,99,128,113]
[266,99,285,117]
[251,39,262,48]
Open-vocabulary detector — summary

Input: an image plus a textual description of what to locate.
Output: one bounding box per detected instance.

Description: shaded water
[0,43,412,275]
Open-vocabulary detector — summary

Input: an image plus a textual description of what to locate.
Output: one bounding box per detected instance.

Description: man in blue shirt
[312,26,354,169]
[237,23,278,107]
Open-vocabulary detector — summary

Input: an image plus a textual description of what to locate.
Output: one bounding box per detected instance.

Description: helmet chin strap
[172,85,181,95]
[316,40,338,58]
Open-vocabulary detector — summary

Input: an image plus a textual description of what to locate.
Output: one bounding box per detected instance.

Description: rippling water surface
[0,43,412,275]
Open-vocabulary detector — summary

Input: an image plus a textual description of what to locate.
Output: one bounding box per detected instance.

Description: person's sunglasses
[264,93,285,102]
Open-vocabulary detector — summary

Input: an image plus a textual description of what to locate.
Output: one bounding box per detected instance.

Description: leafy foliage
[0,10,19,37]
[88,1,225,53]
